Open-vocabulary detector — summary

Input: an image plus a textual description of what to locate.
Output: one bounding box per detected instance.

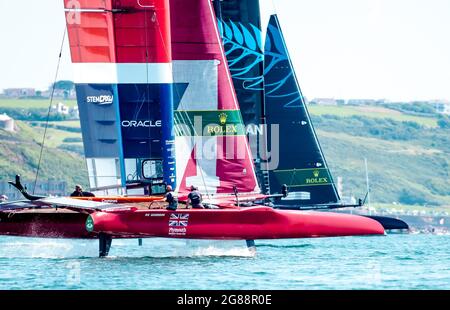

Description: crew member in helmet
[0,194,8,202]
[186,185,204,209]
[70,185,95,197]
[165,185,178,211]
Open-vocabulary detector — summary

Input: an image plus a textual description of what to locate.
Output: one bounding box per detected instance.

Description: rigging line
[33,27,67,195]
[153,13,213,200]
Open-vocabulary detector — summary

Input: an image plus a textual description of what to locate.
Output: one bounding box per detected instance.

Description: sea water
[0,234,449,290]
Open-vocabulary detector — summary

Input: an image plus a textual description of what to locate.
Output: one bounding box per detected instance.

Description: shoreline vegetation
[0,98,449,210]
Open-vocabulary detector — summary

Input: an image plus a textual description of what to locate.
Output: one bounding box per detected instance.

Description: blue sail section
[75,82,183,194]
[264,15,340,205]
[117,84,164,159]
[75,84,126,190]
[75,84,122,158]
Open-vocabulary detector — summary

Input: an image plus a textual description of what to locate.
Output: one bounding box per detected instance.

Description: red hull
[0,212,94,238]
[90,207,385,239]
[0,207,384,239]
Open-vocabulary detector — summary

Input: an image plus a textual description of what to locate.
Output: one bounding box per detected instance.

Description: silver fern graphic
[218,19,300,107]
[218,19,265,90]
[264,24,301,108]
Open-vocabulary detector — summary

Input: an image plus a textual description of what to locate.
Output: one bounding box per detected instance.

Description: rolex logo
[306,169,328,185]
[219,112,228,125]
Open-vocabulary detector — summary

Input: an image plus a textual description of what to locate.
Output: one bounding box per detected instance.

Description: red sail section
[114,0,172,63]
[170,0,235,110]
[65,0,171,63]
[170,0,260,195]
[65,9,116,62]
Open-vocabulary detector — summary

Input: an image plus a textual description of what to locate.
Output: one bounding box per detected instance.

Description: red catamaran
[0,0,385,257]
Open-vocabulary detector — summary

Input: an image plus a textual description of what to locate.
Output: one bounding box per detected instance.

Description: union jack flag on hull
[169,214,189,227]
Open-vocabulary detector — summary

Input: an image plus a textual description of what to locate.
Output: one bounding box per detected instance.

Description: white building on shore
[435,101,450,115]
[0,113,14,132]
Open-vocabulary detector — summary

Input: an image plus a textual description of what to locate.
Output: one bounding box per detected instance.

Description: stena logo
[121,120,162,128]
[86,95,114,105]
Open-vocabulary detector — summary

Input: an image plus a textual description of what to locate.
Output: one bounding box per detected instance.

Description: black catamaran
[215,2,345,207]
[214,0,407,229]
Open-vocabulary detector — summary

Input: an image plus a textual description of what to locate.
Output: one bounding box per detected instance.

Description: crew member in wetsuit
[187,185,204,209]
[70,185,95,197]
[165,185,178,211]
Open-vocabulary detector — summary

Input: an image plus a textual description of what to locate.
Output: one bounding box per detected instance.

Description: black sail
[264,15,340,205]
[214,0,265,159]
[214,2,340,205]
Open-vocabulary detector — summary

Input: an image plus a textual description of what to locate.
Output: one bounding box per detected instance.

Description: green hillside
[0,99,77,109]
[308,105,438,127]
[0,99,449,207]
[0,121,88,190]
[309,106,450,206]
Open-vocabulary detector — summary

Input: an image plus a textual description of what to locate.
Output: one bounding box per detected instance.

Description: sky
[0,0,449,101]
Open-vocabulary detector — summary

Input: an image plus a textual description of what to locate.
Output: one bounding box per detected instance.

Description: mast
[154,0,176,189]
[364,157,371,210]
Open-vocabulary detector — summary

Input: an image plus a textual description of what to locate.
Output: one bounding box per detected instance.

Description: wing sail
[0,196,127,214]
[64,0,175,194]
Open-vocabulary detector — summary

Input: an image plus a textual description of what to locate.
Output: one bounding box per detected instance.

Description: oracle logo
[121,120,162,128]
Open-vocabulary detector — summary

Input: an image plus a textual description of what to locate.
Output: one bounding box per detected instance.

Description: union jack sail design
[170,0,260,196]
